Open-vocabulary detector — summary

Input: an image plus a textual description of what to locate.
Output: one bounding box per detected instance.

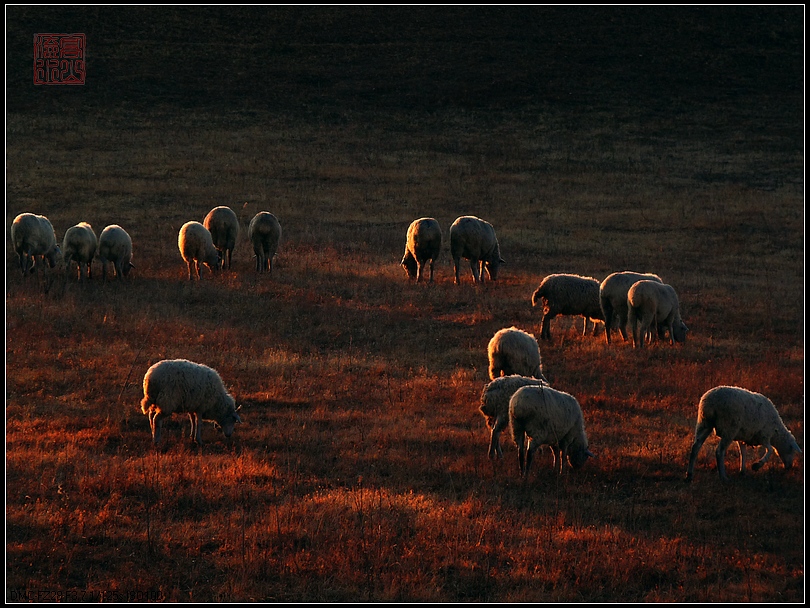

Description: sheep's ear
[586,449,596,459]
[500,257,506,264]
[128,262,136,269]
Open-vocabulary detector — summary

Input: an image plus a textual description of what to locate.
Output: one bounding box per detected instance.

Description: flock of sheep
[9,210,802,482]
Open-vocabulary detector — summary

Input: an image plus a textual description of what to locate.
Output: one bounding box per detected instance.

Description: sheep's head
[401,251,418,279]
[485,256,505,281]
[673,320,688,344]
[776,432,802,470]
[568,446,595,470]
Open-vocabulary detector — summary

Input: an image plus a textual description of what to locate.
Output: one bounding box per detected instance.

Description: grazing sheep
[599,271,663,344]
[62,222,97,282]
[487,326,547,382]
[686,386,802,482]
[97,225,135,281]
[480,375,550,460]
[248,212,282,274]
[627,280,688,348]
[449,216,505,285]
[10,213,61,275]
[203,205,239,270]
[531,273,604,340]
[509,385,595,477]
[178,221,221,280]
[401,217,442,283]
[140,359,242,446]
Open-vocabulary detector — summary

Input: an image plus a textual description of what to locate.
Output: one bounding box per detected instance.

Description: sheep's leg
[618,310,630,342]
[188,413,197,441]
[751,443,774,472]
[715,436,735,481]
[193,413,204,445]
[453,256,461,285]
[428,259,435,283]
[738,441,748,473]
[416,260,424,284]
[151,412,166,445]
[488,416,508,460]
[517,433,527,476]
[686,423,714,481]
[470,259,481,284]
[582,317,589,337]
[524,438,541,477]
[541,313,553,341]
[558,446,567,474]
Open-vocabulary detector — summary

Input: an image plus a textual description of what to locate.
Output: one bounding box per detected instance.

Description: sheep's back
[204,206,239,249]
[450,216,497,259]
[698,386,784,443]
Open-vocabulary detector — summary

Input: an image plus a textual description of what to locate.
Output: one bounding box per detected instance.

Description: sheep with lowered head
[599,271,663,344]
[179,221,221,280]
[686,386,802,482]
[203,205,239,270]
[449,215,505,285]
[62,222,97,282]
[627,279,688,348]
[140,359,242,446]
[487,326,547,382]
[510,384,595,477]
[480,375,550,460]
[401,217,442,283]
[97,225,135,281]
[248,212,282,274]
[531,273,604,340]
[11,212,61,275]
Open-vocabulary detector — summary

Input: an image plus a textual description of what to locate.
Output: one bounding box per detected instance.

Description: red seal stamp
[34,33,86,85]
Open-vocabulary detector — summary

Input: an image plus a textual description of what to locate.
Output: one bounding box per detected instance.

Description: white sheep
[178,221,221,280]
[401,217,442,283]
[487,326,547,382]
[97,225,134,281]
[203,205,239,270]
[248,212,282,274]
[449,215,505,285]
[627,280,688,348]
[509,384,595,477]
[140,358,242,445]
[10,212,61,275]
[480,375,550,460]
[686,386,802,482]
[62,222,97,282]
[599,271,663,344]
[531,273,604,340]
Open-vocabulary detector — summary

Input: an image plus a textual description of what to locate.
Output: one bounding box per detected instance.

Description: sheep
[449,215,505,285]
[487,326,547,382]
[140,358,242,446]
[531,273,604,340]
[599,271,663,344]
[203,205,239,270]
[480,375,550,460]
[627,280,688,348]
[509,384,595,477]
[401,217,442,283]
[62,222,97,282]
[178,221,221,280]
[686,386,802,482]
[97,225,134,281]
[248,212,282,274]
[10,212,61,275]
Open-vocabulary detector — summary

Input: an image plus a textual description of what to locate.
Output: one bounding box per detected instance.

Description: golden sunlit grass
[6,6,804,603]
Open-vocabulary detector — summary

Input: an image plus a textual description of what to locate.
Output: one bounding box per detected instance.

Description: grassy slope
[6,6,804,602]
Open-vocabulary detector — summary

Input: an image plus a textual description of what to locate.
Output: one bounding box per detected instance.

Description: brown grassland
[5,6,804,602]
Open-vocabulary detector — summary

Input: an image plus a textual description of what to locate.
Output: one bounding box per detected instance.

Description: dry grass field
[6,6,804,602]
